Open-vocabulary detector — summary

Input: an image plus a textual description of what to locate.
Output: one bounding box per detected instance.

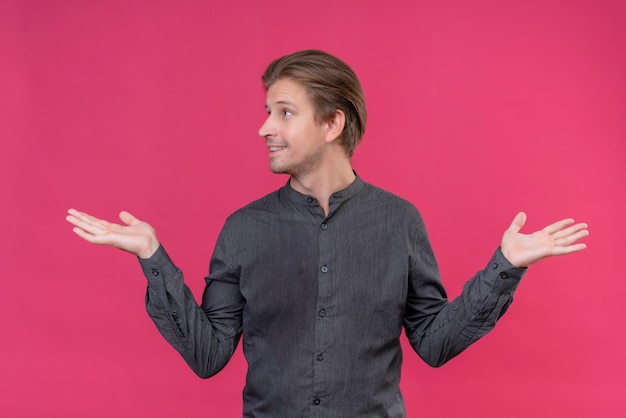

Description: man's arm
[404,212,588,367]
[66,209,243,378]
[140,244,243,378]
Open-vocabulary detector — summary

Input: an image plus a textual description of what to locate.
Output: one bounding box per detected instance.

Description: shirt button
[318,309,326,317]
[307,197,315,203]
[500,272,509,279]
[313,398,321,405]
[152,269,159,277]
[321,223,328,230]
[321,265,328,273]
[317,353,325,361]
[492,263,498,269]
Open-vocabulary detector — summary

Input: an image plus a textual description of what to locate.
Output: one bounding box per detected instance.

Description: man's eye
[283,110,292,117]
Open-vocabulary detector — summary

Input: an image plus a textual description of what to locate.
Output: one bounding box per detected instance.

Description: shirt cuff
[138,244,179,285]
[489,248,527,293]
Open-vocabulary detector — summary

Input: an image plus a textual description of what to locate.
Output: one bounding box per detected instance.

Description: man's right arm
[140,245,243,378]
[66,208,243,378]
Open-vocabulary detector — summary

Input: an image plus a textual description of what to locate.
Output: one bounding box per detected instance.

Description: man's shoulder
[241,187,284,210]
[225,187,284,222]
[360,181,419,213]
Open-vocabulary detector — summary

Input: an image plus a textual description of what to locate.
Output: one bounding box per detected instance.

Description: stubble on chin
[268,159,290,175]
[285,152,323,177]
[268,146,325,178]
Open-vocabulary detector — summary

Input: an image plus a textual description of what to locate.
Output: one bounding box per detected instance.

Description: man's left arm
[404,212,588,367]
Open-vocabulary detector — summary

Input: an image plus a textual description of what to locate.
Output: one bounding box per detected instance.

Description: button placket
[314,212,332,410]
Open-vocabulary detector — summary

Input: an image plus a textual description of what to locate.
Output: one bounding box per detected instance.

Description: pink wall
[2,0,625,416]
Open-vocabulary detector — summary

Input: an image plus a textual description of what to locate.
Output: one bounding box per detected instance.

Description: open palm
[66,208,160,259]
[501,212,589,268]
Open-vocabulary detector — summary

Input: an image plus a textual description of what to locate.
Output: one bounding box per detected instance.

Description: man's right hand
[66,208,160,259]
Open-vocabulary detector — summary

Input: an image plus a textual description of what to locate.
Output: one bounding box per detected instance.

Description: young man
[66,50,588,417]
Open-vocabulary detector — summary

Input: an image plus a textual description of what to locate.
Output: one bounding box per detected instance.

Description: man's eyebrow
[265,100,298,109]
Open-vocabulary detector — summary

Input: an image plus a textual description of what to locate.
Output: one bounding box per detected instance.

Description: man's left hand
[501,212,589,268]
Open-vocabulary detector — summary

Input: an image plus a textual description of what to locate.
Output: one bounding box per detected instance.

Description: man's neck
[289,160,355,217]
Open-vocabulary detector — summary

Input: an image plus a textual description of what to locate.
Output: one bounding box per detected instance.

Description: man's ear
[324,110,346,143]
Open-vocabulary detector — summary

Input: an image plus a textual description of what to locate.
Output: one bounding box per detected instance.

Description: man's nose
[258,116,275,139]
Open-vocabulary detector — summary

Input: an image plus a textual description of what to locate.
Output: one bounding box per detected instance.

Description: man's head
[261,50,367,158]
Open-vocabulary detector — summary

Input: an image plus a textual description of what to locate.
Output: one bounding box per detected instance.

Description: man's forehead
[265,78,309,106]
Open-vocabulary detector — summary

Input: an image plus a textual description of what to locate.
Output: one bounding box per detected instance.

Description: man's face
[258,78,328,176]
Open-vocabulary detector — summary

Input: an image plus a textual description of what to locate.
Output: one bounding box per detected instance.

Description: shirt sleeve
[403,221,527,367]
[140,243,244,378]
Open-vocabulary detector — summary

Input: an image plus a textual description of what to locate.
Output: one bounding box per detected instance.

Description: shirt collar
[282,172,365,206]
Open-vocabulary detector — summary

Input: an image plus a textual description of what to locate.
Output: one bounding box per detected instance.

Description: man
[66,50,588,417]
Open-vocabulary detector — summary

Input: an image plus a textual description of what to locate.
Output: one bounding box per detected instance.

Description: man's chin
[269,164,290,175]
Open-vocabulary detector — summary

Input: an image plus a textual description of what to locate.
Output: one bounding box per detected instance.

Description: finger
[66,212,81,227]
[67,209,108,229]
[119,210,140,226]
[71,225,108,244]
[68,208,97,221]
[552,222,589,240]
[508,212,527,233]
[552,242,587,256]
[67,209,93,226]
[66,213,108,235]
[555,229,589,247]
[544,218,575,235]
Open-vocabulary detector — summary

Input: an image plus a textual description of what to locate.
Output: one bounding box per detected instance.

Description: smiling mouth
[268,146,287,152]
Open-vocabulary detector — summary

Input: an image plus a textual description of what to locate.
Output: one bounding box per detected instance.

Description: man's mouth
[268,146,287,152]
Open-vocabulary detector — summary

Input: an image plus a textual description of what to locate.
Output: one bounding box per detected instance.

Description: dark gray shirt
[140,175,525,417]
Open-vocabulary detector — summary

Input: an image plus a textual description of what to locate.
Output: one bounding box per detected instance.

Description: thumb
[508,212,527,234]
[119,210,140,226]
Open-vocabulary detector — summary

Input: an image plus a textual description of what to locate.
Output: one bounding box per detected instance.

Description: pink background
[2,0,625,416]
